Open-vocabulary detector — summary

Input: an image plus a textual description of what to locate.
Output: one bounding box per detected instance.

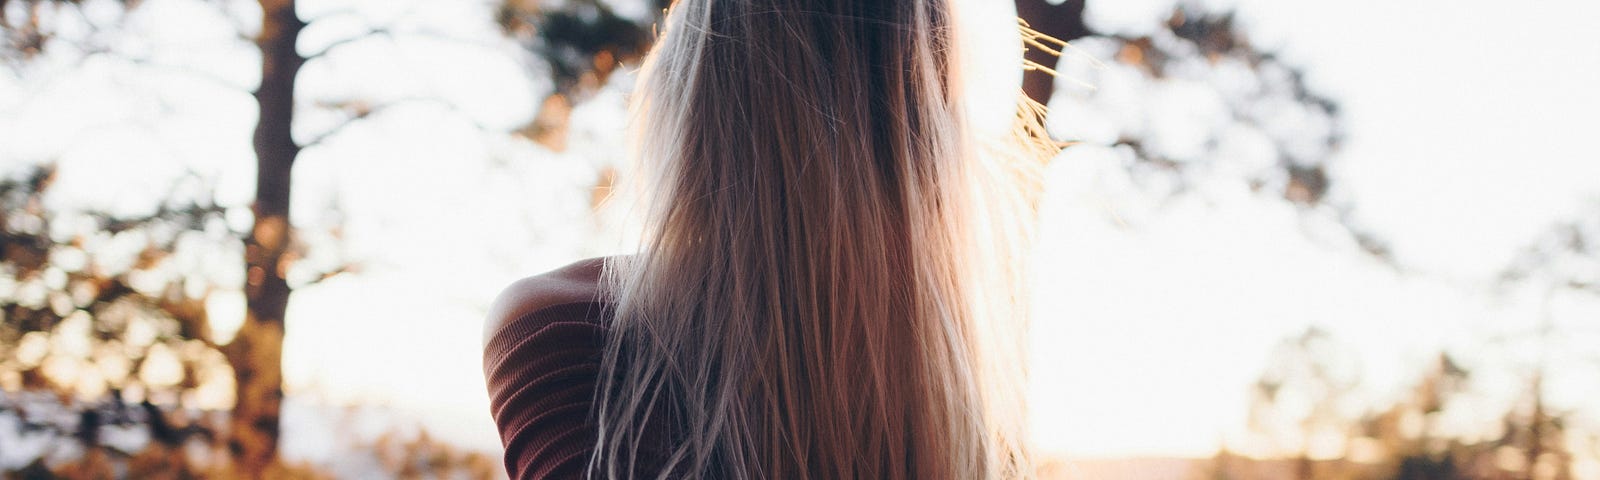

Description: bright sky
[2,0,1598,464]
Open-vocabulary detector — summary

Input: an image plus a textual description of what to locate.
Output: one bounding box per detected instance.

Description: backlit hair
[595,0,1057,478]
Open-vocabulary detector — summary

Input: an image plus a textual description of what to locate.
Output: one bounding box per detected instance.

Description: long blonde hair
[596,0,1056,478]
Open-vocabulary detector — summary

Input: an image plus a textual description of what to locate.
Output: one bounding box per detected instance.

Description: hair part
[595,0,1057,478]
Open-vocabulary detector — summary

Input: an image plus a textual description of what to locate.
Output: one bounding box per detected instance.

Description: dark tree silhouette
[218,0,302,473]
[1015,0,1091,107]
[494,0,662,151]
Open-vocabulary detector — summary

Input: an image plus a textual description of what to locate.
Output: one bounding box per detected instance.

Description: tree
[1245,202,1600,477]
[1248,327,1366,478]
[1023,3,1393,260]
[225,0,299,473]
[490,0,660,152]
[1247,321,1593,478]
[1500,202,1600,295]
[1488,203,1600,480]
[1,0,377,475]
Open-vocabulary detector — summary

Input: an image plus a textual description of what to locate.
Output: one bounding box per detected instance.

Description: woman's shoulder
[482,256,618,347]
[481,256,625,479]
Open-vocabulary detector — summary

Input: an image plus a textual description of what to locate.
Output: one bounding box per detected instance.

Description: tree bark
[1014,0,1092,107]
[224,0,303,476]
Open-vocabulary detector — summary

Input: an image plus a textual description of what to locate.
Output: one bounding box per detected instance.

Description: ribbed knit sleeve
[483,301,612,479]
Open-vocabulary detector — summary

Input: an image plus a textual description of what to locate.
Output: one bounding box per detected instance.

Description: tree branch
[302,26,390,61]
[121,53,250,93]
[299,96,501,149]
[298,100,396,148]
[296,262,358,289]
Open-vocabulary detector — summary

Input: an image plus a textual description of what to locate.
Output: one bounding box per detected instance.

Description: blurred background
[1,0,1596,478]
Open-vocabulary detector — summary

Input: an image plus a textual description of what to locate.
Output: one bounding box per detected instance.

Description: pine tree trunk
[1014,0,1092,107]
[223,0,303,476]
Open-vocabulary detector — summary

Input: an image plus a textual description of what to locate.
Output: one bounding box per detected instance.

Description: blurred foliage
[0,163,241,472]
[1500,202,1600,294]
[494,0,661,151]
[1242,327,1595,480]
[1110,8,1342,203]
[1,164,237,409]
[1047,5,1393,261]
[1248,327,1365,464]
[362,429,502,480]
[0,0,129,64]
[495,0,660,95]
[0,160,350,474]
[2,393,499,478]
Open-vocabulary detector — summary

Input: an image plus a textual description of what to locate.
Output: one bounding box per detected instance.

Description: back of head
[598,0,1053,478]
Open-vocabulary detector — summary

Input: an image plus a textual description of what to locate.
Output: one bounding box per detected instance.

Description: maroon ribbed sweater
[482,300,670,479]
